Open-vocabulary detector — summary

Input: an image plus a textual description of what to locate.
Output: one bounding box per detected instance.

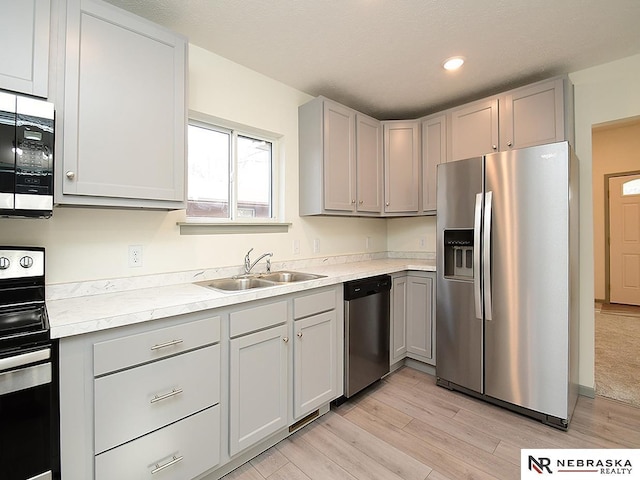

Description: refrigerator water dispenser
[443,230,474,279]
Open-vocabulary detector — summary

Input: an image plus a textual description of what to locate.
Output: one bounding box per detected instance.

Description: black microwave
[0,91,54,218]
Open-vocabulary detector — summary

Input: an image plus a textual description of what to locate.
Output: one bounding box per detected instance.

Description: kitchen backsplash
[46,251,435,301]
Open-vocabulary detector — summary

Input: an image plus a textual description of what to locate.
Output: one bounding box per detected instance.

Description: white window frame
[186,111,282,224]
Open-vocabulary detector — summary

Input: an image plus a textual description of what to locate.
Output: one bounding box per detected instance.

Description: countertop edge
[49,259,436,339]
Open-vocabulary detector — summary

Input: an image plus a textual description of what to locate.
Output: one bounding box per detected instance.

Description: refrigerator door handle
[474,193,483,319]
[484,191,493,321]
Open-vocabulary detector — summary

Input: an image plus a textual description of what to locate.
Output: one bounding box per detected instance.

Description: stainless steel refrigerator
[435,141,580,429]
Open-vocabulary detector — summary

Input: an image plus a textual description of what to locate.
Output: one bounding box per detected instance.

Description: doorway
[606,172,640,306]
[592,117,640,408]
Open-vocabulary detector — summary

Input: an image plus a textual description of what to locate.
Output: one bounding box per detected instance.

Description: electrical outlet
[128,245,143,267]
[293,239,300,255]
[313,238,320,253]
[419,236,426,248]
[366,236,372,250]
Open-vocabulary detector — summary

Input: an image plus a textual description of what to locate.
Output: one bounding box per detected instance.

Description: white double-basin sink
[196,271,326,292]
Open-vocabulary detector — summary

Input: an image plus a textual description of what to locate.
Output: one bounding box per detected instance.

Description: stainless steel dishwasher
[343,275,391,398]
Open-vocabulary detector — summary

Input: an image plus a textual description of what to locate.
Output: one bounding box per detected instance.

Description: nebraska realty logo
[521,449,639,478]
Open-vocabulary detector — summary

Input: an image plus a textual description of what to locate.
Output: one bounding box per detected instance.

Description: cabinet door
[323,101,356,212]
[422,114,447,213]
[384,122,420,213]
[449,98,499,161]
[62,0,186,207]
[229,324,288,456]
[500,78,565,150]
[406,275,435,364]
[293,311,336,419]
[355,114,383,213]
[390,276,408,364]
[0,0,50,97]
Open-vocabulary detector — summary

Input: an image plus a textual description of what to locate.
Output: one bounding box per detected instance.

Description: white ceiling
[104,0,640,120]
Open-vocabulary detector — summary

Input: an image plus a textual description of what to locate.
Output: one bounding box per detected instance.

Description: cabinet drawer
[230,300,287,338]
[95,344,220,454]
[95,404,220,480]
[294,288,336,319]
[94,316,220,376]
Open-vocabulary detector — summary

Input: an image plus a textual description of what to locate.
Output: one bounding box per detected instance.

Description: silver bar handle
[474,193,483,319]
[0,348,50,372]
[150,388,183,404]
[150,339,183,351]
[151,455,184,474]
[483,191,493,321]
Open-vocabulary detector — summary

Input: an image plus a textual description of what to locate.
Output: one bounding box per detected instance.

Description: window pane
[237,135,272,218]
[622,178,640,196]
[187,125,230,218]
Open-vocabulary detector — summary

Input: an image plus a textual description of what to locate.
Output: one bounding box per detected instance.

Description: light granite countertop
[47,256,436,339]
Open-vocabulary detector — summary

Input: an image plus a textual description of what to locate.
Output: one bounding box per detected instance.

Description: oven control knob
[20,256,34,268]
[0,257,9,270]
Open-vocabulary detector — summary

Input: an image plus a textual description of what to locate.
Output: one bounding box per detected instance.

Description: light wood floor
[223,366,640,480]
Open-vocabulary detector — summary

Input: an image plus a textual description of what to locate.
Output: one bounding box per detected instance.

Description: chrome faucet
[244,248,273,274]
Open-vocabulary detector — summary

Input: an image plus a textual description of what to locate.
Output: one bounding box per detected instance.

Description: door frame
[604,169,640,303]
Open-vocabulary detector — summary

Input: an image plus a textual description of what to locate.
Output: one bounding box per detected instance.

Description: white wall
[570,53,640,390]
[387,216,436,252]
[0,45,386,284]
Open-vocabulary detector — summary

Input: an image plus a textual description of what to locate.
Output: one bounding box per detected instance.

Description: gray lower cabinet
[390,274,408,364]
[94,344,221,454]
[59,286,343,480]
[391,271,436,367]
[59,313,222,480]
[293,289,339,419]
[95,406,221,480]
[405,274,435,364]
[229,322,289,457]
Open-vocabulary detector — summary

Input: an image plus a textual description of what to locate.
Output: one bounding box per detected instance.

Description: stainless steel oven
[0,247,59,480]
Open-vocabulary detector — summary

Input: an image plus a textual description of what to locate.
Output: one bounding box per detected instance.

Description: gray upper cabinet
[355,113,383,213]
[0,0,50,98]
[500,77,568,150]
[299,97,354,215]
[449,97,499,162]
[421,114,447,214]
[323,100,356,212]
[383,120,420,214]
[300,76,573,217]
[299,97,383,216]
[448,77,571,162]
[59,0,187,209]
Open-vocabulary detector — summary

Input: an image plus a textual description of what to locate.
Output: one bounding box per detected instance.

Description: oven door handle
[0,361,51,395]
[0,348,50,373]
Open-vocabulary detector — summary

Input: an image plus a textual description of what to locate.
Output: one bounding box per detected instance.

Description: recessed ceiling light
[443,56,465,71]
